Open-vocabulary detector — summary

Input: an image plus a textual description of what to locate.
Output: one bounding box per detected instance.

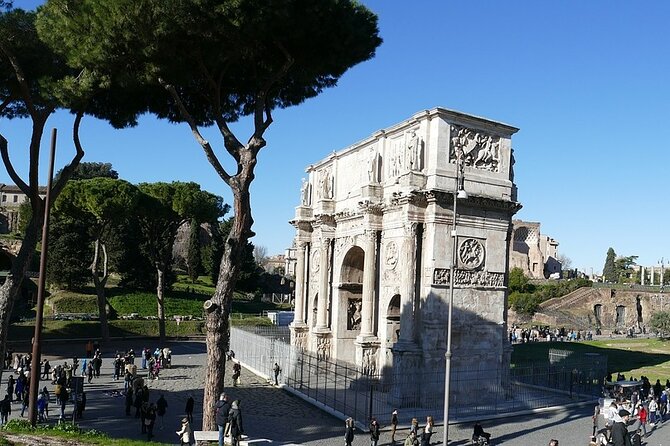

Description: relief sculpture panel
[450,124,501,172]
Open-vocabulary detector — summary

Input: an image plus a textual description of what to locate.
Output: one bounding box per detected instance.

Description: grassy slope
[512,339,670,382]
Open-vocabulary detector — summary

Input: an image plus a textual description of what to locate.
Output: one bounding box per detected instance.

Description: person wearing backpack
[227,400,244,446]
[215,393,231,446]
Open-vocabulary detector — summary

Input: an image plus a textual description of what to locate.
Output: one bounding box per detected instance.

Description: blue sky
[3,1,670,274]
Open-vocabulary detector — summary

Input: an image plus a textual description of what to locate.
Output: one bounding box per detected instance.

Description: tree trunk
[91,239,110,343]
[201,163,256,430]
[156,266,166,342]
[0,213,42,386]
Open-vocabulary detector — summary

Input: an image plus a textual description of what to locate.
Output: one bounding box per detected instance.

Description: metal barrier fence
[230,327,604,426]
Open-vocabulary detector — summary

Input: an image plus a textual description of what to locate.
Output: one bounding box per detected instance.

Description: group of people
[1,350,85,426]
[591,374,670,445]
[509,325,595,343]
[214,392,244,446]
[343,411,435,446]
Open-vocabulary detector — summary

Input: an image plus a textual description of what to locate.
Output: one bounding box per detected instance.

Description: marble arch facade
[290,108,521,401]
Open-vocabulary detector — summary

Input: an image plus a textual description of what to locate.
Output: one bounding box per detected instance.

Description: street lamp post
[443,149,468,446]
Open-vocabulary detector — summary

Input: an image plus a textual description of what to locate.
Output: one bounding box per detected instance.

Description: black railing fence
[230,327,604,427]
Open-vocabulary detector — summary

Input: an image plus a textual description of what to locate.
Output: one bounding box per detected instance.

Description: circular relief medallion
[385,241,399,270]
[312,251,321,272]
[458,238,485,270]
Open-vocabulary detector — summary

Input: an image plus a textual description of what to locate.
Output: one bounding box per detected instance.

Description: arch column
[290,242,309,349]
[315,237,331,331]
[397,222,418,344]
[292,242,307,326]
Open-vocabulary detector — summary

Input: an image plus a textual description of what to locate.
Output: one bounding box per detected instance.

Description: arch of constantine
[289,108,521,402]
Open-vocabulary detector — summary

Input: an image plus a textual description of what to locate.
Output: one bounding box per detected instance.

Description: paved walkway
[1,340,669,445]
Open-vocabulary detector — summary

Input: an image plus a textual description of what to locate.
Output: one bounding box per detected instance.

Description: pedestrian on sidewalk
[273,362,281,386]
[369,417,380,446]
[0,394,11,426]
[177,417,193,445]
[215,393,231,446]
[390,409,399,444]
[228,399,244,446]
[345,417,355,446]
[156,394,168,429]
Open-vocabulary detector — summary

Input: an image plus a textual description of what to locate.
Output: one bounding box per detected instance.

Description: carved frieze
[292,329,308,350]
[316,336,331,361]
[432,268,505,288]
[361,346,378,376]
[450,124,501,172]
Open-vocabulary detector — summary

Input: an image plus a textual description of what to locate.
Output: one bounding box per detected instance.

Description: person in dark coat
[0,394,11,426]
[345,417,355,446]
[5,375,14,400]
[156,394,168,429]
[185,395,195,423]
[369,417,380,446]
[611,409,632,446]
[228,399,244,446]
[215,393,231,446]
[125,388,133,416]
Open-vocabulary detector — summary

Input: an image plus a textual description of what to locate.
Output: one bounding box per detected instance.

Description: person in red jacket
[636,404,648,437]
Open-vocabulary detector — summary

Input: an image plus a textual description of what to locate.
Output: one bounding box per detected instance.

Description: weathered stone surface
[290,108,520,403]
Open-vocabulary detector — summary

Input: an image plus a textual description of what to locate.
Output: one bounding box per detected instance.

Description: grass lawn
[512,338,670,382]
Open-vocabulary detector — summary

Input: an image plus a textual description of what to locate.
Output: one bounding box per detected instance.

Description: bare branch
[0,133,30,195]
[158,78,232,186]
[51,110,86,200]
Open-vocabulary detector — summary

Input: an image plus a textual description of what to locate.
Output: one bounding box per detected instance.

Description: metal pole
[443,150,463,446]
[28,128,57,426]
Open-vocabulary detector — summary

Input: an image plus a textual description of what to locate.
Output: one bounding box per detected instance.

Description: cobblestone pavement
[2,340,669,445]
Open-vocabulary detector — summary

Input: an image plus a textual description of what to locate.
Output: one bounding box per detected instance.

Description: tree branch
[0,42,36,117]
[158,78,232,186]
[251,42,294,147]
[0,95,12,115]
[0,133,30,195]
[51,110,86,200]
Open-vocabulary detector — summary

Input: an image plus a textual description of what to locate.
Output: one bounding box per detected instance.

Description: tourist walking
[404,431,419,446]
[611,409,632,446]
[185,394,195,424]
[176,417,193,445]
[369,417,380,446]
[228,400,244,446]
[145,403,157,441]
[215,393,231,446]
[232,361,241,386]
[636,404,647,437]
[273,362,281,386]
[156,394,168,429]
[0,394,11,426]
[390,409,399,444]
[345,417,355,446]
[421,416,433,446]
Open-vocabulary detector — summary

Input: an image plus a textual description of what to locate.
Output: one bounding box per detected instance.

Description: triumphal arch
[290,108,520,401]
